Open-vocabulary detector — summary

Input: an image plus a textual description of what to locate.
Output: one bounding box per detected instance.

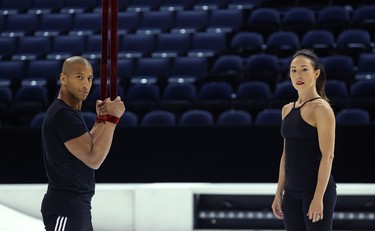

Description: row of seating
[2,79,374,108]
[1,0,372,15]
[1,0,375,128]
[1,52,374,93]
[1,5,374,37]
[1,79,374,125]
[1,28,374,62]
[28,107,375,128]
[0,0,259,15]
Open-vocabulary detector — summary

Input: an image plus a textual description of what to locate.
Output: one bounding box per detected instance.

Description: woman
[271,49,337,231]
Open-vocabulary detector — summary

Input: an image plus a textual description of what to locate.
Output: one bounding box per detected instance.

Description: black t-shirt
[41,99,95,215]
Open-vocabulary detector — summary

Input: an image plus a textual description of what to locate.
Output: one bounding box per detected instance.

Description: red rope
[100,0,109,100]
[110,0,118,100]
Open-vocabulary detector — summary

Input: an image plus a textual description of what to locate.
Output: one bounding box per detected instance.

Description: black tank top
[281,97,335,192]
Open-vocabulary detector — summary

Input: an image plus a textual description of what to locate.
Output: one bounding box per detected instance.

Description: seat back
[254,109,282,125]
[336,108,371,125]
[230,32,264,56]
[179,109,214,126]
[141,110,176,126]
[217,109,252,126]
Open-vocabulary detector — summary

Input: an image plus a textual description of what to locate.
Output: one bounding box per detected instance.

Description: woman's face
[289,55,320,91]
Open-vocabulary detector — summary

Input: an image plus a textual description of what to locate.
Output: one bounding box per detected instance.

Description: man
[41,56,125,230]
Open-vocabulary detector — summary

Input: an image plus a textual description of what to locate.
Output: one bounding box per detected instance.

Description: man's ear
[60,73,66,85]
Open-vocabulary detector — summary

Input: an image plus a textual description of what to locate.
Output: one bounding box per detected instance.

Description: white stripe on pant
[54,216,67,231]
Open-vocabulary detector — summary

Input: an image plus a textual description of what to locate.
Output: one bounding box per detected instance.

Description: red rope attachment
[110,0,118,100]
[100,0,118,101]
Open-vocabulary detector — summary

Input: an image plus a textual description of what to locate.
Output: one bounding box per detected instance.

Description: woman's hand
[307,197,323,223]
[272,195,284,219]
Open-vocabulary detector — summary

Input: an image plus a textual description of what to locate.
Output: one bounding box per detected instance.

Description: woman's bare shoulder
[281,102,294,119]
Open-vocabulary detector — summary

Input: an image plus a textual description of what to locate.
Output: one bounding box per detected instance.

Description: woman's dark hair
[291,49,329,102]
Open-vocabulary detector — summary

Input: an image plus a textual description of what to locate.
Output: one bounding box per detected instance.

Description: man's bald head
[62,56,92,76]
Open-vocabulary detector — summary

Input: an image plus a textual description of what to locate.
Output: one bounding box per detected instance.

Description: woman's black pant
[282,188,337,231]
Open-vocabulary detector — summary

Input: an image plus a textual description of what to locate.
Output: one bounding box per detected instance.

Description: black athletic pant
[282,188,337,231]
[42,213,93,231]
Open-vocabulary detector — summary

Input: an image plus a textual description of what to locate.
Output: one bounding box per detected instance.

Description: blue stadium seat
[168,57,208,84]
[126,0,162,12]
[35,13,73,36]
[117,12,141,34]
[265,31,300,57]
[0,0,32,14]
[254,109,282,125]
[335,29,373,60]
[227,0,260,10]
[229,31,265,56]
[151,33,191,58]
[29,112,46,128]
[28,0,64,14]
[355,54,375,81]
[118,111,139,127]
[281,7,316,38]
[193,0,231,10]
[171,10,209,34]
[208,55,244,86]
[12,36,52,60]
[25,60,62,84]
[47,35,86,60]
[132,58,170,85]
[125,84,160,116]
[188,32,227,58]
[1,14,39,37]
[0,37,17,60]
[69,13,102,36]
[81,34,103,60]
[316,6,350,37]
[10,86,49,125]
[206,9,244,34]
[348,80,375,117]
[196,81,233,117]
[0,86,12,124]
[178,109,214,126]
[271,81,298,108]
[351,5,375,32]
[95,0,130,12]
[60,0,97,13]
[141,110,176,126]
[136,11,174,35]
[243,54,280,89]
[323,55,355,84]
[117,58,135,85]
[336,108,371,125]
[325,79,348,112]
[244,7,280,39]
[158,0,195,11]
[0,60,26,86]
[300,30,335,56]
[232,81,271,115]
[217,109,252,126]
[119,34,156,58]
[160,83,197,114]
[0,15,4,32]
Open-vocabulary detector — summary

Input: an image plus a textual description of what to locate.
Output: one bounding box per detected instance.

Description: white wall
[0,183,374,231]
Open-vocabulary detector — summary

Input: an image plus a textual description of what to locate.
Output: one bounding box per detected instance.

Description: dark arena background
[1,0,375,230]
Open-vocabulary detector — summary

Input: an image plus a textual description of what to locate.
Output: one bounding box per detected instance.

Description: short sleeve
[52,108,88,143]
